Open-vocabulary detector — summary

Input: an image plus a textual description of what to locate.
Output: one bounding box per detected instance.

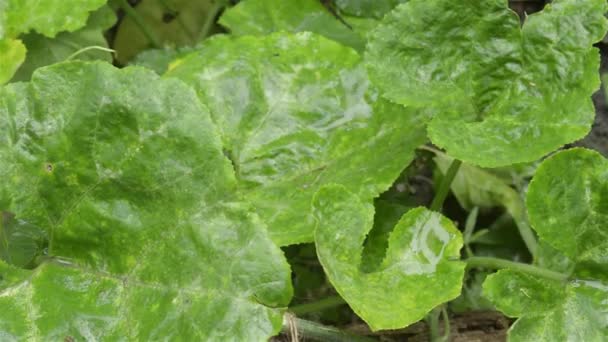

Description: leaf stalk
[430,159,462,212]
[466,256,569,282]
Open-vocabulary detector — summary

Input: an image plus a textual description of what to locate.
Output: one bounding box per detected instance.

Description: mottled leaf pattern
[484,149,608,341]
[0,62,292,340]
[166,32,427,246]
[313,185,465,330]
[366,0,608,167]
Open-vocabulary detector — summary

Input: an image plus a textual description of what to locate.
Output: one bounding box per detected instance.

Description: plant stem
[514,208,538,258]
[430,159,462,212]
[290,295,346,315]
[440,306,450,342]
[65,46,116,61]
[466,256,569,281]
[426,307,441,342]
[198,1,227,41]
[282,314,377,342]
[118,0,162,48]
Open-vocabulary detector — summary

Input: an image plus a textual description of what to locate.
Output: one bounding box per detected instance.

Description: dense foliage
[1,0,607,341]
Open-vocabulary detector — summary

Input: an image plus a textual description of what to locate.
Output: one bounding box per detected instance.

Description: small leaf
[484,270,608,341]
[483,148,608,341]
[0,62,292,340]
[527,148,608,271]
[0,0,106,83]
[312,184,465,330]
[10,5,117,82]
[2,0,106,38]
[166,32,427,246]
[0,38,25,84]
[366,0,608,167]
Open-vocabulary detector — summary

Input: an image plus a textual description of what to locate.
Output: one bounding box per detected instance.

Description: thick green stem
[430,159,462,212]
[466,256,569,282]
[426,307,441,342]
[290,295,346,315]
[118,0,162,48]
[282,314,377,342]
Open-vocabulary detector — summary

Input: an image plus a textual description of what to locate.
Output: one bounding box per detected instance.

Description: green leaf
[130,45,199,75]
[166,32,427,246]
[527,148,608,271]
[483,148,608,341]
[0,38,25,84]
[219,0,368,51]
[0,62,292,340]
[366,0,608,167]
[484,270,608,341]
[312,184,465,330]
[112,0,221,64]
[334,0,406,19]
[0,0,106,83]
[1,0,106,38]
[11,5,117,82]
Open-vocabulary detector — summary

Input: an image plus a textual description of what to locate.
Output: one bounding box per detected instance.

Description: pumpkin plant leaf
[483,148,608,341]
[0,62,292,340]
[10,5,117,82]
[312,184,465,330]
[0,0,106,83]
[219,0,370,52]
[165,32,427,246]
[366,0,608,167]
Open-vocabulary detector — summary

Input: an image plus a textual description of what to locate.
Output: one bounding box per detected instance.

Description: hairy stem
[118,0,162,48]
[430,159,462,212]
[282,314,377,342]
[290,295,346,315]
[466,256,569,282]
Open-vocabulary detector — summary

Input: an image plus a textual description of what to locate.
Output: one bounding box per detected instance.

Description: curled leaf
[312,184,465,330]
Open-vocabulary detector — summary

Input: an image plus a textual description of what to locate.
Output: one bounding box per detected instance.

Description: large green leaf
[166,32,427,246]
[10,5,116,82]
[366,0,608,167]
[218,0,369,51]
[312,185,465,330]
[0,0,106,83]
[483,148,608,341]
[0,62,292,340]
